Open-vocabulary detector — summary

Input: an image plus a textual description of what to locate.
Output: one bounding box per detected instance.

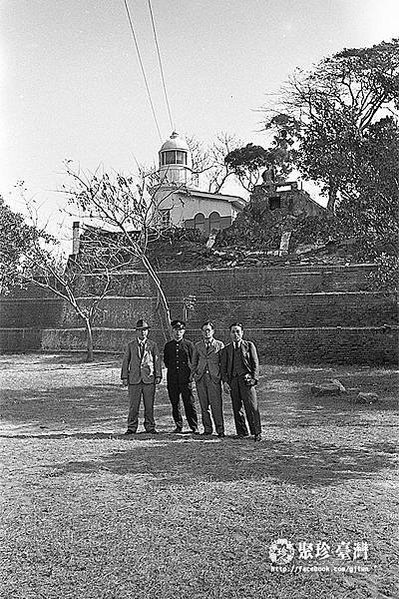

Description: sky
[1,0,398,229]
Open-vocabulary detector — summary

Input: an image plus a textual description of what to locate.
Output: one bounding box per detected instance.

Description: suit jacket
[121,338,161,384]
[192,339,224,383]
[163,338,194,385]
[220,339,259,385]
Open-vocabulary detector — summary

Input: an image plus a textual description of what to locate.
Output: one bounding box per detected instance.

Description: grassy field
[0,353,398,599]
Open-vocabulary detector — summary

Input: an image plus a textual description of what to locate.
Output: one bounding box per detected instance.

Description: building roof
[159,131,189,153]
[176,187,246,211]
[274,183,326,212]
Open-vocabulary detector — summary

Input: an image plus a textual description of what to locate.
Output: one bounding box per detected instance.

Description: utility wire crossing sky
[1,0,398,218]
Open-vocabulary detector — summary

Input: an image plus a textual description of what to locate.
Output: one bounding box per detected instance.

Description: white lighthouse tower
[154,130,245,233]
[158,131,192,185]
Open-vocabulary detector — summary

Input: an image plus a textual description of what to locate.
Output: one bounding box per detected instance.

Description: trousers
[127,382,156,432]
[167,381,198,430]
[196,374,224,434]
[230,376,261,436]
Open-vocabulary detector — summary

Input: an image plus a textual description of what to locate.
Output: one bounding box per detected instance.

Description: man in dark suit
[221,322,262,441]
[121,319,161,434]
[163,320,199,434]
[191,321,225,437]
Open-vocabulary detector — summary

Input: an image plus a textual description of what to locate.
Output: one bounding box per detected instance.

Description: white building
[71,132,245,255]
[154,131,245,235]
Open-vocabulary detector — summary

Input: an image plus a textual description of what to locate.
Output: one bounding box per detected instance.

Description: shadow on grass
[0,355,120,372]
[1,376,398,435]
[0,384,137,428]
[42,437,398,488]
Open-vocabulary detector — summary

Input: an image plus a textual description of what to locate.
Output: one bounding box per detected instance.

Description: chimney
[72,221,80,255]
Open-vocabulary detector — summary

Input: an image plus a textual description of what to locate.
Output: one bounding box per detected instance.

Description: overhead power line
[122,0,163,142]
[147,0,175,132]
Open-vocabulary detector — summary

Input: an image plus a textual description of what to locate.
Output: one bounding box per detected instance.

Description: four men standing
[121,318,262,440]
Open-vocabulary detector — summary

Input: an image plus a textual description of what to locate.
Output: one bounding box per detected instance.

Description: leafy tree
[263,38,399,210]
[334,116,399,259]
[224,122,299,192]
[0,196,44,294]
[224,143,270,191]
[263,113,300,180]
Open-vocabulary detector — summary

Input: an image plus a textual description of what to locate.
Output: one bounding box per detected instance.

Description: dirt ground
[0,353,398,599]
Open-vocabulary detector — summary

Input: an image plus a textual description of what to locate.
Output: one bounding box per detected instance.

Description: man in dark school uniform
[163,320,199,434]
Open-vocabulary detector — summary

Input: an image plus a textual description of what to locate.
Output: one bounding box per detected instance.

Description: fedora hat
[135,319,150,330]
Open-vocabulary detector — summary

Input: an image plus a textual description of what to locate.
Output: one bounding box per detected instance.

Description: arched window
[194,212,205,233]
[209,211,221,231]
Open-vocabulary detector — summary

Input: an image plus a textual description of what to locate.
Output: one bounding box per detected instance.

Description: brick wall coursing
[1,265,397,364]
[0,298,64,328]
[156,265,375,298]
[65,265,375,298]
[172,293,397,329]
[34,326,397,366]
[75,271,151,297]
[2,291,394,330]
[0,328,43,351]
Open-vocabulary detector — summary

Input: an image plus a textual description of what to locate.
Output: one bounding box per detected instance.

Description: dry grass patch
[0,355,398,598]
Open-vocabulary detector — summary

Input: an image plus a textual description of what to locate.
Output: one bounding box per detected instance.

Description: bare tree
[186,132,243,193]
[26,236,117,363]
[185,134,212,181]
[62,162,182,338]
[207,132,244,193]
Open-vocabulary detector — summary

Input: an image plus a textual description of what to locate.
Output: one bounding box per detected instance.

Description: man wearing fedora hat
[163,320,199,434]
[121,319,162,434]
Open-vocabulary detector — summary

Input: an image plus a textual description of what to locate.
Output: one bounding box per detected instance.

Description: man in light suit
[191,321,225,437]
[221,322,262,441]
[121,319,162,434]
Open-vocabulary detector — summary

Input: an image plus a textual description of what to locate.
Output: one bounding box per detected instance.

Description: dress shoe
[148,430,159,435]
[201,431,213,436]
[124,430,136,435]
[173,427,183,433]
[254,434,262,442]
[191,429,200,435]
[218,432,225,438]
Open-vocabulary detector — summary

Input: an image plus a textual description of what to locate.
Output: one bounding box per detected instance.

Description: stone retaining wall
[0,265,397,365]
